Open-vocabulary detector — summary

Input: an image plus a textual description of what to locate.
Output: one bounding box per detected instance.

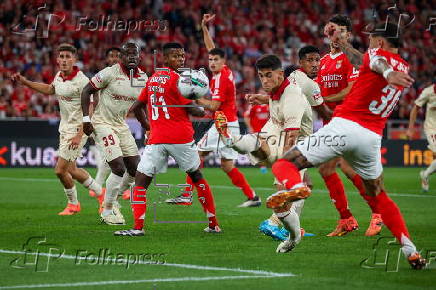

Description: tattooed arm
[332,30,363,69]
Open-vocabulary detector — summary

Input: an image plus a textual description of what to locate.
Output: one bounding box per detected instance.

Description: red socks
[194,178,218,227]
[323,173,352,219]
[351,174,379,214]
[226,168,255,199]
[375,191,410,242]
[271,159,302,189]
[131,186,147,230]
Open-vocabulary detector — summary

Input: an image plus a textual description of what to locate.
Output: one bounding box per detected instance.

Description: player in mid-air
[317,14,383,237]
[263,22,427,269]
[81,42,148,225]
[114,42,220,236]
[165,14,260,208]
[11,43,104,215]
[216,54,313,249]
[88,47,121,198]
[407,79,436,191]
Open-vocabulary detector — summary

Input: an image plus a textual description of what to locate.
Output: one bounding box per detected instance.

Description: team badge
[336,60,342,69]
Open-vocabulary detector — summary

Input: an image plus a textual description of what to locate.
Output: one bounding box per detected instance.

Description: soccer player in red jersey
[317,15,383,237]
[114,42,220,236]
[265,22,426,269]
[166,14,259,208]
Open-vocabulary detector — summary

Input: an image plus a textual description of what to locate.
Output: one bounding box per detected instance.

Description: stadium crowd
[0,0,434,122]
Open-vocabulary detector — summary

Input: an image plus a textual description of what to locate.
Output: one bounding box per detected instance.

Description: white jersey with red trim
[90,63,147,127]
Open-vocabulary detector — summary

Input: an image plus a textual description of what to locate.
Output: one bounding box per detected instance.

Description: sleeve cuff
[89,80,101,90]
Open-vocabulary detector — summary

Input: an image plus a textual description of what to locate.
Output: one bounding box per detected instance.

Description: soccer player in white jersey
[11,43,103,215]
[216,54,312,249]
[88,47,121,197]
[81,42,148,225]
[407,81,436,191]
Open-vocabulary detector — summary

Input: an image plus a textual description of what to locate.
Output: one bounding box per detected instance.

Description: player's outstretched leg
[319,159,358,237]
[364,177,427,270]
[339,159,383,236]
[69,162,105,209]
[187,170,221,233]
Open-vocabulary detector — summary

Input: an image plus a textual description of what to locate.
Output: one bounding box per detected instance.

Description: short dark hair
[209,48,226,58]
[106,47,121,57]
[284,65,299,78]
[255,54,282,71]
[298,45,320,60]
[329,14,352,32]
[163,42,183,55]
[121,42,140,54]
[370,22,402,48]
[58,43,77,55]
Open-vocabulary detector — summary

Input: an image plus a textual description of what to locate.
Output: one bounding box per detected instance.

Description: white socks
[118,173,135,196]
[424,159,436,178]
[232,134,261,153]
[64,186,78,205]
[401,234,417,258]
[104,173,123,209]
[276,208,301,244]
[82,177,102,195]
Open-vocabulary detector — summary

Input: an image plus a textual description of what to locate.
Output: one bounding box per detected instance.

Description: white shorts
[296,117,382,180]
[424,130,436,152]
[137,141,201,177]
[58,133,88,162]
[93,125,138,162]
[198,121,239,160]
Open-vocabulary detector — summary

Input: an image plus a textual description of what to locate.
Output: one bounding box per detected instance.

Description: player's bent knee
[187,170,203,183]
[108,159,125,176]
[280,148,312,170]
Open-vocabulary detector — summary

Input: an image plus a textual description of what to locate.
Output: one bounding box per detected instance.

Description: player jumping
[11,43,103,215]
[81,42,148,225]
[114,42,220,236]
[264,22,426,269]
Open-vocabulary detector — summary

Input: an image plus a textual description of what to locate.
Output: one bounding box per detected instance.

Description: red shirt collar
[119,62,141,78]
[60,66,79,81]
[270,78,290,101]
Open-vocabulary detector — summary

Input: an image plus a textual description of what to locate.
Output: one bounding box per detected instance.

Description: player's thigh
[197,125,219,152]
[166,141,201,173]
[116,127,139,158]
[295,120,347,167]
[137,144,169,176]
[58,133,87,162]
[425,130,436,152]
[93,126,122,162]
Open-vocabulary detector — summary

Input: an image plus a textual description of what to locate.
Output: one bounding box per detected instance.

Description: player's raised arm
[201,14,216,52]
[370,55,414,88]
[11,72,55,95]
[196,97,221,111]
[330,27,363,69]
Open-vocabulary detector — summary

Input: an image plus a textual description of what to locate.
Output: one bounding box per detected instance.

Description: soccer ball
[177,69,209,99]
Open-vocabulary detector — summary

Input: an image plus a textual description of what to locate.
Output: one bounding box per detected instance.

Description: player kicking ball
[114,43,220,236]
[11,43,104,215]
[264,23,426,269]
[215,54,312,249]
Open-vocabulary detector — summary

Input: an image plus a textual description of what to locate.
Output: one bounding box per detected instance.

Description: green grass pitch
[0,167,435,289]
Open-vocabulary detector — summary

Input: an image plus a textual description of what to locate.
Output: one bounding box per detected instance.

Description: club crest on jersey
[321,64,326,70]
[336,60,343,69]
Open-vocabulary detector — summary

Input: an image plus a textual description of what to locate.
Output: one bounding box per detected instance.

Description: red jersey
[210,65,238,122]
[334,48,409,136]
[317,52,359,110]
[138,68,194,144]
[245,104,269,133]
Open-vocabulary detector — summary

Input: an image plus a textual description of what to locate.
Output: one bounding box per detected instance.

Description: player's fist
[245,94,269,105]
[386,71,414,88]
[68,134,82,150]
[10,72,26,84]
[83,122,94,136]
[202,14,216,27]
[323,23,336,37]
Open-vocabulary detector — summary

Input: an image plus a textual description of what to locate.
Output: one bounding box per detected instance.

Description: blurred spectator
[0,0,434,122]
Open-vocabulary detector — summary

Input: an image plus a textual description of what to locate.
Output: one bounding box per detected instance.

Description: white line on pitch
[0,249,294,277]
[0,177,434,198]
[0,274,294,289]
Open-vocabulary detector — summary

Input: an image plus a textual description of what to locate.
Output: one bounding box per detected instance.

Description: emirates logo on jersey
[336,60,343,69]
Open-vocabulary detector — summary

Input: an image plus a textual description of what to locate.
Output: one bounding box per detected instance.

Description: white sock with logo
[117,173,135,196]
[64,186,78,205]
[82,177,102,195]
[104,173,123,213]
[276,208,301,243]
